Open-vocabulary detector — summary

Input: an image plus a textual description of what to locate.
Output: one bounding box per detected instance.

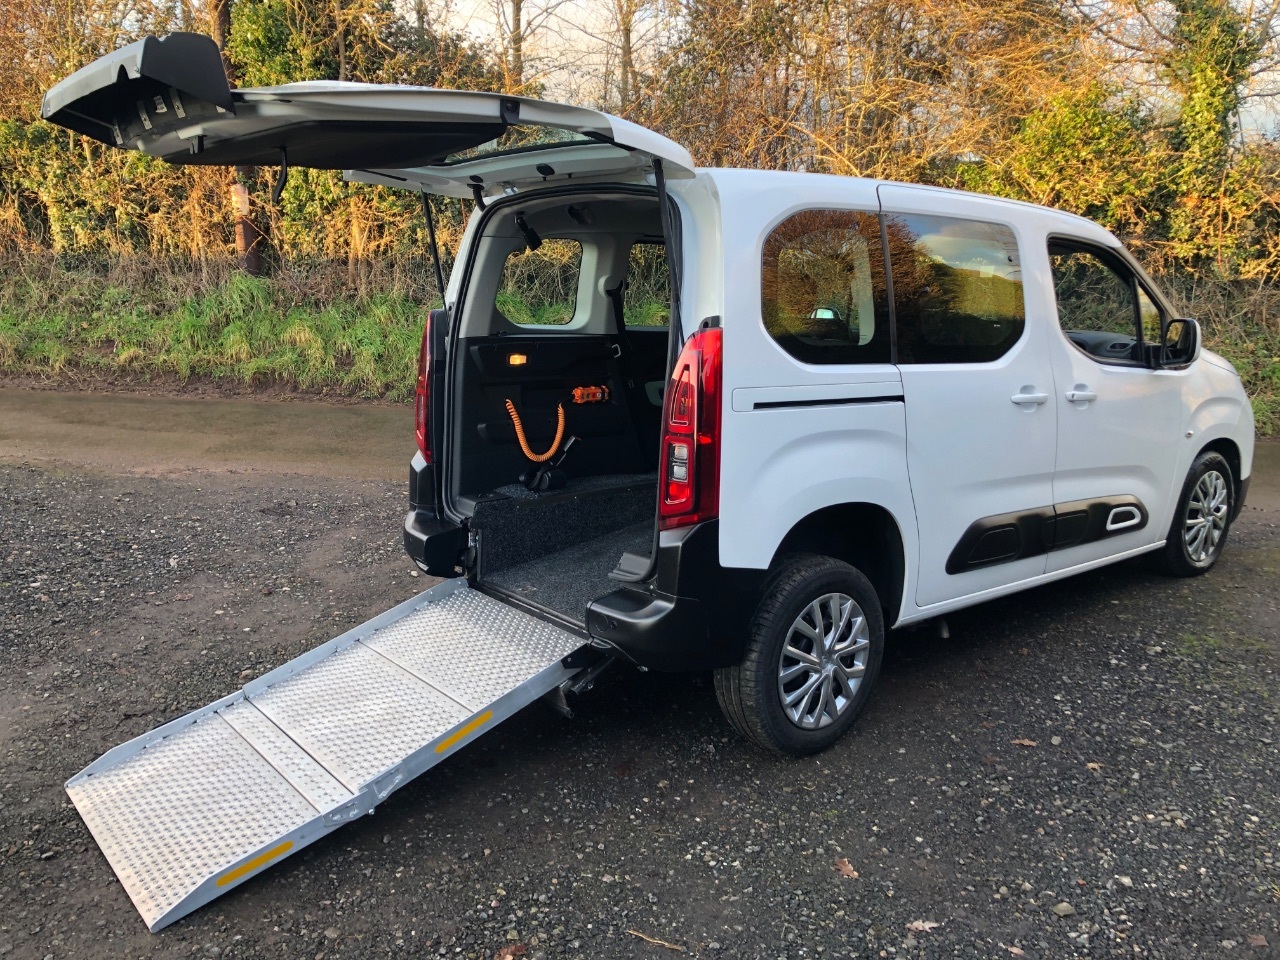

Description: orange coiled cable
[505,399,565,463]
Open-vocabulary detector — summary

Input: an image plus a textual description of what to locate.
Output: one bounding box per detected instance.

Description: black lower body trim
[1236,476,1250,519]
[947,495,1149,575]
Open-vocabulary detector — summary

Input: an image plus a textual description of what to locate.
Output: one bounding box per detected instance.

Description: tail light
[659,327,722,530]
[414,314,432,463]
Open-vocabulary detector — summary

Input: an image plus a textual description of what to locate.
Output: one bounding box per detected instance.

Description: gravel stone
[1,413,1278,960]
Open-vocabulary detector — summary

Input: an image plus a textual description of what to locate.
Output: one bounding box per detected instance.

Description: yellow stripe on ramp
[217,841,293,887]
[435,711,493,753]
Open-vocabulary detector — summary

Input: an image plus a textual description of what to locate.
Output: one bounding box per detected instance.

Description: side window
[623,242,670,327]
[1047,244,1146,365]
[887,214,1026,364]
[761,209,891,365]
[496,238,583,325]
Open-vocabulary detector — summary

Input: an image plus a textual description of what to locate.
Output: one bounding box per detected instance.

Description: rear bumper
[586,520,757,672]
[586,586,714,671]
[404,451,467,576]
[403,509,467,576]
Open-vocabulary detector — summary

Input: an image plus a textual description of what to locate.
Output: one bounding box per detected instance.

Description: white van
[43,31,1259,932]
[46,33,1255,761]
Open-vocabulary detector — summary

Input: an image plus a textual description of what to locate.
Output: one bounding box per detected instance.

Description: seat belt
[605,278,651,462]
[606,279,633,372]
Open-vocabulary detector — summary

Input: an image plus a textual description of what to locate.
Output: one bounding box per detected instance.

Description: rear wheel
[1153,451,1234,577]
[715,554,884,756]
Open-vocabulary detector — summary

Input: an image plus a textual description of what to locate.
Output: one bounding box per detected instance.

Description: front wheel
[715,554,885,756]
[1152,451,1235,577]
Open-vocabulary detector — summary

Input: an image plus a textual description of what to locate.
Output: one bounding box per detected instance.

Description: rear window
[440,126,594,165]
[887,214,1025,364]
[623,242,670,327]
[761,209,892,365]
[496,239,582,326]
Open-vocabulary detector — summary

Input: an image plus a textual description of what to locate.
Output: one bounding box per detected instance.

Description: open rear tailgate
[41,32,694,194]
[41,33,234,151]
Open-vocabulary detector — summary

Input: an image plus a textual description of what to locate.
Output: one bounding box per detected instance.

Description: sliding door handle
[1065,389,1097,403]
[1010,391,1049,406]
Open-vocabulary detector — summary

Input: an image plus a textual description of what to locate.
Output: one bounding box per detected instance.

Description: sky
[438,0,624,104]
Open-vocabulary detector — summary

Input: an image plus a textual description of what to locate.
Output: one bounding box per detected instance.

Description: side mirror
[1162,317,1199,366]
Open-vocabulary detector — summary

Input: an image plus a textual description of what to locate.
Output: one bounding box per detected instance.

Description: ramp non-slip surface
[66,580,584,931]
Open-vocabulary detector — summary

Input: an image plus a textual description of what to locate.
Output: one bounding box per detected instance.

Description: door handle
[1065,389,1097,403]
[1010,390,1049,406]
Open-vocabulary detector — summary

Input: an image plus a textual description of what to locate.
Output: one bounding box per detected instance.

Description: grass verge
[0,257,437,399]
[0,255,1275,433]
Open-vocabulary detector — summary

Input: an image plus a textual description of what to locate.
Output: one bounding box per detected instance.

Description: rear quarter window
[496,238,582,326]
[761,209,892,365]
[887,214,1025,364]
[624,242,670,327]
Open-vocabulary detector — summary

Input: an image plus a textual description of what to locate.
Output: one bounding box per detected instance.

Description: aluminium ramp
[66,578,586,931]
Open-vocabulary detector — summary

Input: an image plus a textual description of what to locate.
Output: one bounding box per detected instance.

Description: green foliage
[960,85,1168,239]
[227,0,330,86]
[1160,275,1280,436]
[0,254,671,396]
[0,1,498,262]
[495,239,583,325]
[227,0,506,87]
[1155,0,1271,275]
[0,257,434,398]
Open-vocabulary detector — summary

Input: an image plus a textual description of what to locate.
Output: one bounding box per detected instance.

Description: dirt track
[1,385,1277,960]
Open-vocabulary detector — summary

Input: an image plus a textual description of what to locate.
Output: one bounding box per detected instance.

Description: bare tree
[202,0,266,274]
[491,0,573,91]
[647,0,1089,180]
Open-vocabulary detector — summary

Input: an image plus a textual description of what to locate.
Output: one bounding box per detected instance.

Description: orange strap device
[504,399,566,463]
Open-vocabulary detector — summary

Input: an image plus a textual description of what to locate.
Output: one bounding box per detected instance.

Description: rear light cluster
[658,327,722,530]
[414,314,432,463]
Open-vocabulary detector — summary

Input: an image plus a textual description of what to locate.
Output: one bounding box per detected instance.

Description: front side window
[1048,243,1150,365]
[888,214,1026,364]
[496,238,583,325]
[761,209,891,365]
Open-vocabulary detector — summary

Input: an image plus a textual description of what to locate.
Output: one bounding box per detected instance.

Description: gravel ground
[1,434,1278,960]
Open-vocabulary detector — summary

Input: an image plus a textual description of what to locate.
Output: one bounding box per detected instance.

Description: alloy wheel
[1183,469,1230,564]
[777,592,870,730]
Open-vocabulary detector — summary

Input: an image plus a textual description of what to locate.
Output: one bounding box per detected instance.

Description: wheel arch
[770,502,907,627]
[1197,437,1244,518]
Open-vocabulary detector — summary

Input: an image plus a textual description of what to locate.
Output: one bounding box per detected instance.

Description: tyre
[1152,451,1234,577]
[714,553,885,756]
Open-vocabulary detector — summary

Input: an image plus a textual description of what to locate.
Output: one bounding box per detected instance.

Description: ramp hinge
[563,652,615,694]
[544,686,573,719]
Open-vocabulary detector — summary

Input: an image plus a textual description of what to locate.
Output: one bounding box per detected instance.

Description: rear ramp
[66,579,587,931]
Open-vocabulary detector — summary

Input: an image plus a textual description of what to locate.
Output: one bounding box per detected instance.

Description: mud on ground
[1,389,1277,960]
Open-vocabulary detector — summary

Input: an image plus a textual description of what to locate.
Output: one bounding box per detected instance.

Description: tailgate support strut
[421,192,448,306]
